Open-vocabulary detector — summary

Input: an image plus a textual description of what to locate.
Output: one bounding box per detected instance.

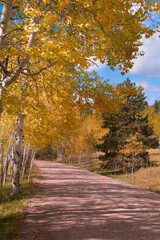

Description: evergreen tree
[153,100,160,113]
[97,79,158,172]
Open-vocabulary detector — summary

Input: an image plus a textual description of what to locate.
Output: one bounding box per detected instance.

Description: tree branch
[22,62,58,76]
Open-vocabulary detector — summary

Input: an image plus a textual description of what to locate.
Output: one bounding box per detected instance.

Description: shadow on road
[17,161,160,240]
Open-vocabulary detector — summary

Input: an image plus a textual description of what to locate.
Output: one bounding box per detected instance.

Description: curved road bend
[18,160,160,240]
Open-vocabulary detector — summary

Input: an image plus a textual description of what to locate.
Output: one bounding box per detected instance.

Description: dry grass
[149,148,160,165]
[57,149,160,195]
[70,157,102,172]
[75,150,160,195]
[114,166,160,194]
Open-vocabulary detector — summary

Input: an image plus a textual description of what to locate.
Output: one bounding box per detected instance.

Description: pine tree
[97,79,158,172]
[153,100,160,113]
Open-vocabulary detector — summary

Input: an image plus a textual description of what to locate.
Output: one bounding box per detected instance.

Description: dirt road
[18,160,160,240]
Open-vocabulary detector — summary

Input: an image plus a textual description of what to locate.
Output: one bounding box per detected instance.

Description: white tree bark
[28,146,37,182]
[11,113,26,196]
[0,114,5,185]
[3,128,15,186]
[0,0,14,48]
[0,146,4,186]
[2,31,36,89]
[21,144,30,182]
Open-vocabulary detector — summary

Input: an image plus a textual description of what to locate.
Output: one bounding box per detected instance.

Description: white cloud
[130,3,141,14]
[135,81,160,93]
[130,33,160,77]
[148,96,156,106]
[134,81,160,105]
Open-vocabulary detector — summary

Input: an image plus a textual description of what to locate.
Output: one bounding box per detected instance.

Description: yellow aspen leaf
[57,211,65,214]
[42,0,50,3]
[66,16,72,25]
[32,229,39,234]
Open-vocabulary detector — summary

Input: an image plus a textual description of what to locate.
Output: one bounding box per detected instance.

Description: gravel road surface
[18,160,160,240]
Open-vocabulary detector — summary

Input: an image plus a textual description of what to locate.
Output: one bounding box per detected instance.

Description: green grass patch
[0,167,38,240]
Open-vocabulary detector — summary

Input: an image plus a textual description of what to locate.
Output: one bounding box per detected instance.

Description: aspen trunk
[3,151,10,186]
[0,115,5,184]
[21,144,30,182]
[131,153,135,174]
[10,113,26,196]
[1,146,4,186]
[28,146,37,182]
[59,145,64,162]
[78,152,82,165]
[70,151,73,164]
[3,128,15,186]
[0,0,14,48]
[0,85,3,114]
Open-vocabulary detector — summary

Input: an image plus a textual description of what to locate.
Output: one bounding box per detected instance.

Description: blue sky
[89,33,160,106]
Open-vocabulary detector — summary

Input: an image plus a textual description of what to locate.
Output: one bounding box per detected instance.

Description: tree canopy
[0,0,160,113]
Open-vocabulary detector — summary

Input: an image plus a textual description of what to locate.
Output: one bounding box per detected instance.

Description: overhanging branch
[22,62,58,76]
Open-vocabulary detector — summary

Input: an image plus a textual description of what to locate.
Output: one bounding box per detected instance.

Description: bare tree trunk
[57,146,60,160]
[131,153,135,175]
[3,150,11,186]
[3,128,15,186]
[10,113,26,196]
[1,146,4,186]
[70,151,73,164]
[0,0,14,48]
[59,145,64,162]
[28,146,37,182]
[0,84,3,114]
[78,152,82,165]
[0,115,5,185]
[21,144,30,182]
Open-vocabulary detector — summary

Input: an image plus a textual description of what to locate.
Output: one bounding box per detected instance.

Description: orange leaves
[57,0,69,12]
[120,133,144,156]
[21,0,160,73]
[66,16,72,25]
[24,6,42,17]
[57,209,67,215]
[2,0,160,80]
[42,0,50,3]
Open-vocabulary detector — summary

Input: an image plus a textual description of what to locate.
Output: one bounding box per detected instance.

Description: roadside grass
[104,166,160,194]
[96,149,160,194]
[149,148,160,165]
[0,167,37,240]
[74,150,160,194]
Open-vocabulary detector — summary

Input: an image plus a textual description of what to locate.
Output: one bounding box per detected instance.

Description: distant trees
[143,100,160,140]
[97,79,158,173]
[153,100,160,113]
[35,112,107,165]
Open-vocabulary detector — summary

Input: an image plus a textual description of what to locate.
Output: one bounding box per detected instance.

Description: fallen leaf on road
[57,211,65,214]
